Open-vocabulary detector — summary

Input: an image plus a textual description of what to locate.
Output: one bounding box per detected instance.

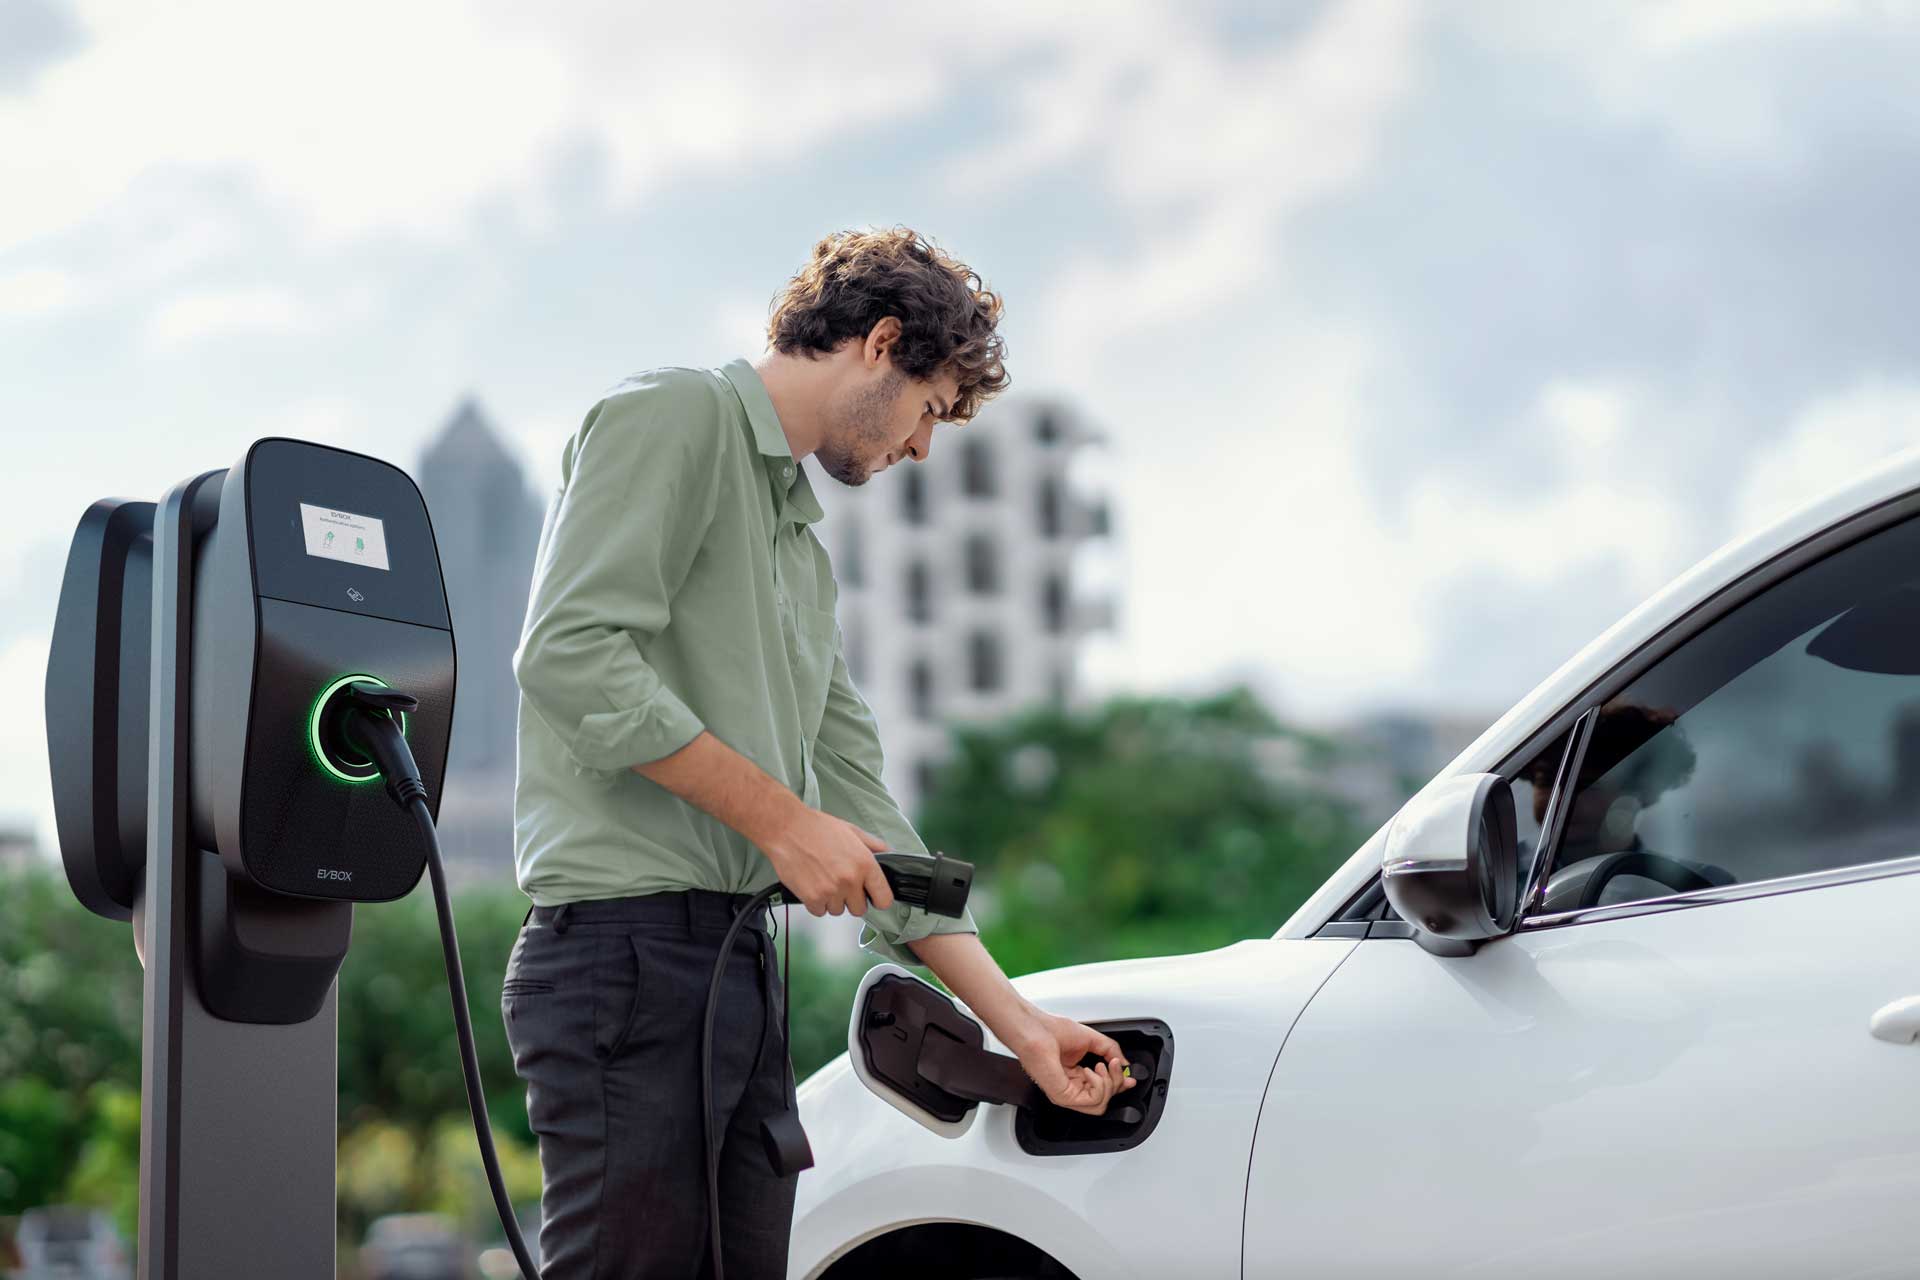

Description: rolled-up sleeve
[811,620,978,968]
[512,380,722,778]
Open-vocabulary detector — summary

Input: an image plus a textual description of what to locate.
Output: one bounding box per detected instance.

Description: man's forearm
[907,932,1045,1053]
[633,729,801,848]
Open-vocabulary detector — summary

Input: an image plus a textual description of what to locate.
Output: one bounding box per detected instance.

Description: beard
[815,369,903,487]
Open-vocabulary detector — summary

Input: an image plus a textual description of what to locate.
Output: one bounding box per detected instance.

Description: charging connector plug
[339,682,425,807]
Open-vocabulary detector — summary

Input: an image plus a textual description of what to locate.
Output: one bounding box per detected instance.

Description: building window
[906,560,932,623]
[910,660,935,721]
[902,468,927,524]
[842,519,863,587]
[965,533,1000,594]
[1038,476,1062,538]
[1035,410,1060,445]
[962,439,996,497]
[968,630,1003,693]
[1042,573,1067,634]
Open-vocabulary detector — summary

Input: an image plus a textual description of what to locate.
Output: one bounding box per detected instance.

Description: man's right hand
[757,804,897,918]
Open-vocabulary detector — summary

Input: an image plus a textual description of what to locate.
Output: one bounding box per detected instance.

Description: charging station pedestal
[135,471,342,1279]
[49,440,456,1279]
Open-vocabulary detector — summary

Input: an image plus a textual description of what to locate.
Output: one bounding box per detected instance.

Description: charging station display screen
[298,503,390,571]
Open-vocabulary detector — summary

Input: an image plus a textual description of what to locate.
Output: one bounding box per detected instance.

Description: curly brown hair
[767,226,1010,422]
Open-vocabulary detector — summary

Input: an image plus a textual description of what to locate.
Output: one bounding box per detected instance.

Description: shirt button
[782,464,793,479]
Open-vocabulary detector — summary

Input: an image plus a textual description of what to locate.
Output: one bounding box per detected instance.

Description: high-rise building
[812,396,1119,820]
[415,397,543,885]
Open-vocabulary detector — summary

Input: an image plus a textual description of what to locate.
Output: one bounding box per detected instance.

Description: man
[504,227,1135,1278]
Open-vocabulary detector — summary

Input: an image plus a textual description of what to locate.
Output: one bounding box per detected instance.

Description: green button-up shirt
[510,358,976,966]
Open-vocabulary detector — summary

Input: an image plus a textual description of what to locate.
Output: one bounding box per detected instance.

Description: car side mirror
[1381,772,1519,957]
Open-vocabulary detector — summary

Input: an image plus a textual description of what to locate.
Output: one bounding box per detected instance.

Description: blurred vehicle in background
[8,1206,129,1280]
[359,1213,469,1280]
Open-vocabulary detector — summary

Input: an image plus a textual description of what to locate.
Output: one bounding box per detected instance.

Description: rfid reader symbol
[346,587,365,603]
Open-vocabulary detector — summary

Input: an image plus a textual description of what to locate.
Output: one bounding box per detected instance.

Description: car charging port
[854,972,1174,1156]
[1014,1021,1173,1156]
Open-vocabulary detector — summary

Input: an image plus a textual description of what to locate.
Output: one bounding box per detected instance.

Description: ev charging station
[47,439,460,1278]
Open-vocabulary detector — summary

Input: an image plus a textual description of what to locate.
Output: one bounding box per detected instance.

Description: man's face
[815,360,961,487]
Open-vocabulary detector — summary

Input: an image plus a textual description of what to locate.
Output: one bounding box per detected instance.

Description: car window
[1525,514,1920,917]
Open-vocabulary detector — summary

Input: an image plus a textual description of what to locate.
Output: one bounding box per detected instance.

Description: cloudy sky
[3,0,1918,843]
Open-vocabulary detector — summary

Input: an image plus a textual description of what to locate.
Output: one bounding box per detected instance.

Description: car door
[1245,507,1920,1278]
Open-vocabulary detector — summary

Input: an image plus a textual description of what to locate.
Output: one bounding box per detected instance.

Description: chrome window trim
[1518,853,1920,931]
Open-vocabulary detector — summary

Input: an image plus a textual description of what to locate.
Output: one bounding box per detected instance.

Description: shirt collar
[720,357,824,526]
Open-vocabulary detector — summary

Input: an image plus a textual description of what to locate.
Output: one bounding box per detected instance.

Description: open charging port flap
[846,963,1174,1156]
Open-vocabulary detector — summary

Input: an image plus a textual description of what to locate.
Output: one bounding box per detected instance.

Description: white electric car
[791,447,1920,1280]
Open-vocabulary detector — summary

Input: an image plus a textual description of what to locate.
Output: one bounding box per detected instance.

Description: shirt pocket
[784,600,839,740]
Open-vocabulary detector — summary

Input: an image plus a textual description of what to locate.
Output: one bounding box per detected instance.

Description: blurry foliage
[917,685,1365,976]
[336,1115,540,1247]
[1,686,1369,1245]
[337,888,531,1149]
[0,868,142,1219]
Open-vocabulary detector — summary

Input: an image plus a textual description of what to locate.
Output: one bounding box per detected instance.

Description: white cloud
[144,285,311,350]
[0,266,73,317]
[0,0,1090,257]
[711,297,772,364]
[1540,379,1629,452]
[1113,326,1437,715]
[1631,0,1858,52]
[1735,380,1920,536]
[1010,0,1420,379]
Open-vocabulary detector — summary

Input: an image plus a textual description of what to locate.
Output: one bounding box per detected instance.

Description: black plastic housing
[47,498,156,920]
[189,439,456,902]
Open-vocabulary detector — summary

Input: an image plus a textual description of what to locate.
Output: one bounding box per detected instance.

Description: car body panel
[791,937,1356,1279]
[1249,868,1920,1277]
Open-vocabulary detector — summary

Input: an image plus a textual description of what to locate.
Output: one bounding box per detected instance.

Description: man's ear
[864,316,902,368]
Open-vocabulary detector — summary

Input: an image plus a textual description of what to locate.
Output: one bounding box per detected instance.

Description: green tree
[59,1084,141,1241]
[0,866,143,1216]
[337,885,531,1150]
[915,686,1367,977]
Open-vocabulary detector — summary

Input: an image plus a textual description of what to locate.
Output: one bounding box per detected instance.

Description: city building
[812,395,1119,820]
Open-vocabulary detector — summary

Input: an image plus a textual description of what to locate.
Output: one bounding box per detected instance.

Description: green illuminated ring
[307,673,410,785]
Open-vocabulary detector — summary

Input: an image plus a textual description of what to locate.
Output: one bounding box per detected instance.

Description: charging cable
[340,684,542,1280]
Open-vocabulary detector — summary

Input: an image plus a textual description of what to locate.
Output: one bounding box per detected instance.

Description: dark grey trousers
[501,889,799,1279]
